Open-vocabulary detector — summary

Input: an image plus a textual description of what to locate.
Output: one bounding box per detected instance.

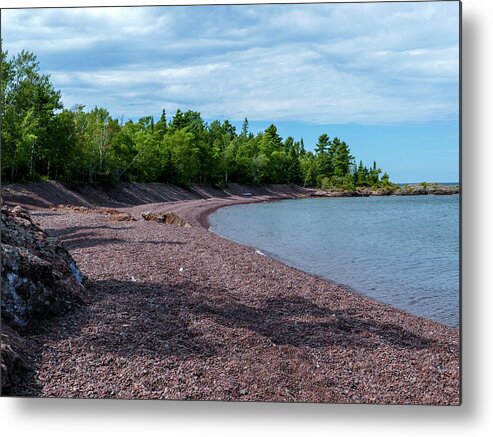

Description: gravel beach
[2,183,460,404]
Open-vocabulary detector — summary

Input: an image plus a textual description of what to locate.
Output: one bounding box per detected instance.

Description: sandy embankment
[2,182,460,404]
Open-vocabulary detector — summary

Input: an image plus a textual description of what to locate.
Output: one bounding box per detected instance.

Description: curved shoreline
[197,196,286,229]
[203,197,458,329]
[3,185,460,403]
[125,194,459,338]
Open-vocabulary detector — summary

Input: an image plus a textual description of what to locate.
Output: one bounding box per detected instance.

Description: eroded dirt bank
[1,181,311,210]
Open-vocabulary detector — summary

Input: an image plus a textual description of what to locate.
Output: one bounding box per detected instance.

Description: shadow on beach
[11,276,438,398]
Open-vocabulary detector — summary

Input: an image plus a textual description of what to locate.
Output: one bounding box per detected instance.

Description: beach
[2,182,460,404]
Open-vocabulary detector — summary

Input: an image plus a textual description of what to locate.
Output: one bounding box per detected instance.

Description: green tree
[331,138,353,177]
[300,152,318,187]
[84,107,117,182]
[108,120,139,182]
[241,117,249,137]
[45,109,78,180]
[260,124,283,156]
[284,137,302,185]
[0,48,393,189]
[155,108,168,139]
[165,128,199,183]
[1,50,62,181]
[315,133,330,154]
[356,160,368,186]
[381,172,391,186]
[250,154,269,185]
[368,161,382,186]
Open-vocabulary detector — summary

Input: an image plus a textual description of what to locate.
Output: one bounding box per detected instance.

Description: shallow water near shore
[210,195,459,327]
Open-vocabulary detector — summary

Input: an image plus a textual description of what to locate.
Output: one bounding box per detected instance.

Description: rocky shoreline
[0,183,460,403]
[309,183,460,198]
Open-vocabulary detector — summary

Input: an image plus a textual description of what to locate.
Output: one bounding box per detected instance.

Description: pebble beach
[3,183,460,404]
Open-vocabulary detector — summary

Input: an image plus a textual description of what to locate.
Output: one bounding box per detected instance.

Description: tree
[313,134,332,180]
[287,139,303,185]
[1,50,62,181]
[258,124,284,182]
[300,152,318,187]
[250,154,269,185]
[381,172,391,186]
[155,108,168,139]
[84,107,115,182]
[241,117,249,137]
[108,120,139,182]
[368,161,382,186]
[45,109,78,180]
[356,160,368,186]
[331,138,353,177]
[315,134,330,154]
[165,128,199,183]
[260,124,283,156]
[1,47,393,189]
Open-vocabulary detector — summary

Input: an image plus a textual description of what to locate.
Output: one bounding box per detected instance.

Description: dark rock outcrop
[1,205,87,391]
[1,205,86,330]
[1,324,28,391]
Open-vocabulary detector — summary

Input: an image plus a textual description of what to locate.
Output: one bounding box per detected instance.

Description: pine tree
[315,134,330,155]
[155,108,167,139]
[241,117,249,137]
[357,160,367,186]
[331,138,353,177]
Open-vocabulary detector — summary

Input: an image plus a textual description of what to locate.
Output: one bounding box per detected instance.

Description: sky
[1,1,460,182]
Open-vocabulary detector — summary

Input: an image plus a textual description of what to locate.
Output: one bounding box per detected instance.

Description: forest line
[1,49,394,190]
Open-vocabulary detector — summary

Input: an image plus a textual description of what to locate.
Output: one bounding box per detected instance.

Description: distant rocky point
[309,183,459,198]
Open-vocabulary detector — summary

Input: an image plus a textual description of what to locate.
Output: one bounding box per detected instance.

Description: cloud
[1,2,459,124]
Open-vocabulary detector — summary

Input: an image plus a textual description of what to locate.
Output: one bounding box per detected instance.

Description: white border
[2,1,492,436]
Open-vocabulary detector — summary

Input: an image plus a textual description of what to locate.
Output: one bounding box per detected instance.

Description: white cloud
[1,2,459,124]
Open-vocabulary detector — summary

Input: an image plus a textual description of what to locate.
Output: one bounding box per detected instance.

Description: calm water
[209,195,460,327]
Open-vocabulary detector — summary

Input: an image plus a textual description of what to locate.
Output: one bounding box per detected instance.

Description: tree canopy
[1,49,393,190]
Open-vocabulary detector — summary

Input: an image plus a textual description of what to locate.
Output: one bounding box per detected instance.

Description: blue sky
[1,1,460,182]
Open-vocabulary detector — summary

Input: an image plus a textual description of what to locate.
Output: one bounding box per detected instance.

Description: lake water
[209,195,460,327]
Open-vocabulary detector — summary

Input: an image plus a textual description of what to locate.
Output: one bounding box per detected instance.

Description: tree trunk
[99,129,103,174]
[30,142,35,181]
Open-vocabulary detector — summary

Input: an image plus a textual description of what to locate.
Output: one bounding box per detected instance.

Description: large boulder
[141,211,192,227]
[1,205,85,331]
[1,205,87,391]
